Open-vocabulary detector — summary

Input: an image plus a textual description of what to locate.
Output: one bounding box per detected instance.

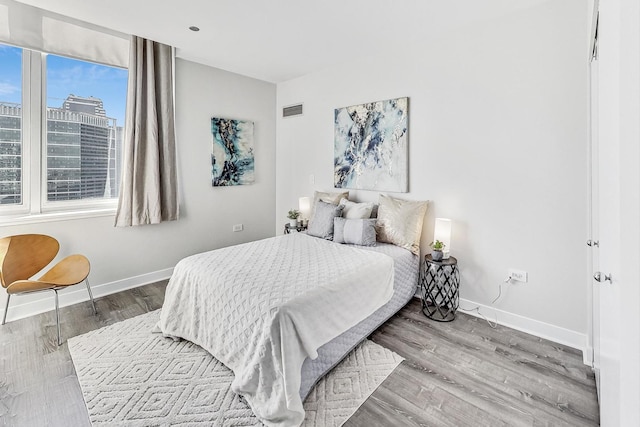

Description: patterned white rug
[68,310,403,426]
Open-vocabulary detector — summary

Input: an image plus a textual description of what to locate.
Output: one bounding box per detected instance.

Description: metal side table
[420,255,459,322]
[284,223,308,234]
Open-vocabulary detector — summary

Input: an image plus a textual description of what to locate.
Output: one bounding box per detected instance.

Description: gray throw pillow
[370,204,379,218]
[334,218,377,246]
[308,190,349,229]
[307,201,344,240]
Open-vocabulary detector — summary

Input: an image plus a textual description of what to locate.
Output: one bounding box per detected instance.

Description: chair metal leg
[2,294,10,325]
[85,278,97,315]
[54,289,61,346]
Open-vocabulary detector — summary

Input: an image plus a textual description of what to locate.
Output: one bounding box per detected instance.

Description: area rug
[68,310,403,426]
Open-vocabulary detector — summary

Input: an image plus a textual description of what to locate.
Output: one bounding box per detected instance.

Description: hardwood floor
[0,282,168,427]
[0,282,599,426]
[351,301,599,426]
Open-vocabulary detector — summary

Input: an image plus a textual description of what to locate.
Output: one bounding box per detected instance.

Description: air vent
[283,103,303,118]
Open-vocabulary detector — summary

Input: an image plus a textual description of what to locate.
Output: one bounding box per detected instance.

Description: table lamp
[434,218,452,259]
[299,197,311,225]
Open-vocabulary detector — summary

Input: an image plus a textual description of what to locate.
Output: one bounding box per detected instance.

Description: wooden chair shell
[0,234,59,289]
[0,234,96,345]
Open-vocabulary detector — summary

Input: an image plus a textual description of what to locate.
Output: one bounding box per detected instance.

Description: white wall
[0,58,276,321]
[276,1,589,344]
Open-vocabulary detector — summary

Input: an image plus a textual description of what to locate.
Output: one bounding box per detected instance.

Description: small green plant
[430,240,446,251]
[287,209,300,220]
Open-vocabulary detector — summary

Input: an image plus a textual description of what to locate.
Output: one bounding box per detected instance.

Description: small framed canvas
[211,117,254,186]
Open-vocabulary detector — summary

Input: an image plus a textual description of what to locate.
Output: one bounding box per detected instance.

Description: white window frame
[0,44,126,224]
[0,47,32,217]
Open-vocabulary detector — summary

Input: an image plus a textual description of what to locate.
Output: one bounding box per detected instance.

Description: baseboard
[458,298,590,365]
[1,268,173,323]
[582,345,594,366]
[4,272,592,366]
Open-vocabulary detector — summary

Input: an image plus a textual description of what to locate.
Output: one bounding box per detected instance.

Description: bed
[298,240,418,398]
[158,232,419,426]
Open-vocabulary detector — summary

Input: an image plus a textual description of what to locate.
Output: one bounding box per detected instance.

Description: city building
[0,102,22,205]
[0,95,121,204]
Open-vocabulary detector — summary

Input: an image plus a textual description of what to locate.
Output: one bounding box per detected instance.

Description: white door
[588,48,601,396]
[592,52,622,426]
[591,1,622,424]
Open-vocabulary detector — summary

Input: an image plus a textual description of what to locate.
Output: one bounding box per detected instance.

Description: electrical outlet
[233,224,243,232]
[309,174,315,185]
[509,269,528,283]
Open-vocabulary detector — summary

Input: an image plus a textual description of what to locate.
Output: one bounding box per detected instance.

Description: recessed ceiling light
[189,26,200,32]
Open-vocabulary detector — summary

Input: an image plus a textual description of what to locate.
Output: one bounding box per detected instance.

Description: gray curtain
[115,36,179,227]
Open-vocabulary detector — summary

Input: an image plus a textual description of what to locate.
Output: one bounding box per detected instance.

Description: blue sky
[0,44,127,124]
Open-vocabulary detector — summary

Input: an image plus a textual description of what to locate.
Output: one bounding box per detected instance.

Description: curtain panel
[115,36,179,227]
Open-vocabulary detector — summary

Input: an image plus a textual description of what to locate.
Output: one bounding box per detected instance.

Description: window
[45,54,127,205]
[0,45,22,206]
[0,43,127,217]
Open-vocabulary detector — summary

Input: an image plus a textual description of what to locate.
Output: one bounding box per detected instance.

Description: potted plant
[287,209,300,227]
[430,240,446,261]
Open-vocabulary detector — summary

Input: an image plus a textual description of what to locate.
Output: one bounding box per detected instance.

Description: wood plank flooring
[351,302,599,426]
[0,281,599,426]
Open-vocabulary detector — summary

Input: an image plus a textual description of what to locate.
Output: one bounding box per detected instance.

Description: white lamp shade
[434,218,452,250]
[299,197,312,219]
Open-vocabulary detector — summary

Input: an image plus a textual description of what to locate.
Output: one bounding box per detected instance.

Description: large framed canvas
[334,97,408,192]
[211,117,255,186]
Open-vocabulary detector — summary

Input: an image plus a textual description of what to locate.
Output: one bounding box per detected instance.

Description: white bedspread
[158,233,394,426]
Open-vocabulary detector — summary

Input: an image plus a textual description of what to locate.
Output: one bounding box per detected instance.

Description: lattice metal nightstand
[284,223,308,234]
[420,254,460,322]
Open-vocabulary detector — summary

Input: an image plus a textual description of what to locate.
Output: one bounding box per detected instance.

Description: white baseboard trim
[4,273,592,366]
[582,346,594,366]
[1,268,173,324]
[459,298,590,366]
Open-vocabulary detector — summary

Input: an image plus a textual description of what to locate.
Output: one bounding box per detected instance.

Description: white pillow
[312,190,349,208]
[339,198,374,219]
[376,194,429,255]
[334,218,377,246]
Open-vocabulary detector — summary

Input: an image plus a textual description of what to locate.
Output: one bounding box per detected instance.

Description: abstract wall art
[334,97,408,192]
[211,117,255,186]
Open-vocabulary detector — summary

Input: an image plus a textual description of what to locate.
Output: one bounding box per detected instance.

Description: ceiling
[15,0,546,83]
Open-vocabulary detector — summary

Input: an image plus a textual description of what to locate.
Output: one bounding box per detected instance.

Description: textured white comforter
[159,233,394,426]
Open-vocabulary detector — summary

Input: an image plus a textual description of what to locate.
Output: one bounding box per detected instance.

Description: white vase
[289,219,298,227]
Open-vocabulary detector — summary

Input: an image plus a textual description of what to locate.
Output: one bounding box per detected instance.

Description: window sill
[0,208,116,227]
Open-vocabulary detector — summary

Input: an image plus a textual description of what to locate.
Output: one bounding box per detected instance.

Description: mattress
[159,234,397,425]
[299,242,419,399]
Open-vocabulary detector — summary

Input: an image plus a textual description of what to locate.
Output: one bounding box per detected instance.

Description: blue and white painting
[211,117,255,186]
[334,97,408,192]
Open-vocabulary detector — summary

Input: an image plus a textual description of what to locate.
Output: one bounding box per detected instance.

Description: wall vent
[283,103,303,118]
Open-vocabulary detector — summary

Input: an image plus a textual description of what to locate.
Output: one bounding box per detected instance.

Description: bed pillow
[334,218,377,246]
[376,194,429,255]
[308,190,349,228]
[307,201,344,240]
[338,198,374,219]
[370,204,379,218]
[313,190,349,207]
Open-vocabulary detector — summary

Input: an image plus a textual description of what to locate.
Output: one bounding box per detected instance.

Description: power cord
[458,275,512,328]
